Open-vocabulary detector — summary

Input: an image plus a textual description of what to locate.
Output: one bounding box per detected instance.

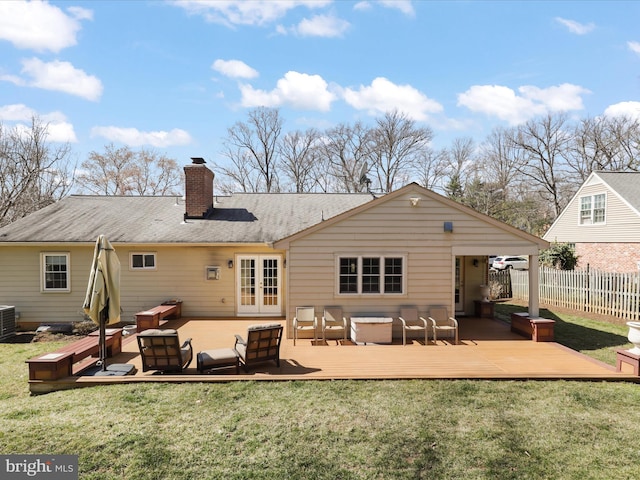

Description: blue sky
[1,0,639,169]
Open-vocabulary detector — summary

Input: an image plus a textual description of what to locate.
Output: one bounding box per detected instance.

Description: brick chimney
[184,157,214,219]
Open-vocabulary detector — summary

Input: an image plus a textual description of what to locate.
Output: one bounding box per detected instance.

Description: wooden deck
[28,316,639,394]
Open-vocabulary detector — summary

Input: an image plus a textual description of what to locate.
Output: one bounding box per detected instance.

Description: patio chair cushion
[197,348,240,374]
[248,323,282,331]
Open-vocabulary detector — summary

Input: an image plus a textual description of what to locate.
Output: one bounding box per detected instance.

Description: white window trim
[335,254,407,296]
[41,252,71,293]
[579,192,607,226]
[130,252,157,270]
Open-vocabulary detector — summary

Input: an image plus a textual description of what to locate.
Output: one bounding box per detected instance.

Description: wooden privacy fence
[510,267,640,322]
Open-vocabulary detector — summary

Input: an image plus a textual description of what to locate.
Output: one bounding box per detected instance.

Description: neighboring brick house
[543,171,640,273]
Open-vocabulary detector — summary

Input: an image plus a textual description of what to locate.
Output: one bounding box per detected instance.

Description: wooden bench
[510,312,555,342]
[26,328,123,381]
[136,301,182,333]
[616,349,640,376]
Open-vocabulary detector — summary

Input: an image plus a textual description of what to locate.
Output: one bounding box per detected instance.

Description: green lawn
[1,305,639,479]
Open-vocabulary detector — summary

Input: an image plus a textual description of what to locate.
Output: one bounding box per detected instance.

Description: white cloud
[457,83,590,125]
[0,1,90,53]
[5,58,103,101]
[171,0,331,27]
[91,126,193,147]
[294,14,350,37]
[240,71,336,111]
[212,59,259,79]
[0,104,77,142]
[353,2,372,12]
[342,77,442,121]
[67,6,94,21]
[378,0,415,16]
[554,17,595,35]
[628,41,640,55]
[44,121,78,143]
[0,103,36,122]
[604,101,640,121]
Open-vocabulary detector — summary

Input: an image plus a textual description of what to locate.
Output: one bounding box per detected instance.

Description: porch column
[528,254,539,317]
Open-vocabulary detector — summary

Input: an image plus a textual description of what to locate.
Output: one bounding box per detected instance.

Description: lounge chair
[322,307,347,344]
[233,323,283,371]
[398,307,429,345]
[428,307,459,345]
[137,328,193,373]
[293,306,317,346]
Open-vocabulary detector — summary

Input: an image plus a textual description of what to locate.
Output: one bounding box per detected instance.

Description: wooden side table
[474,300,494,319]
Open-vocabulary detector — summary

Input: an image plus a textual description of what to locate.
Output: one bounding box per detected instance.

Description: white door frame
[236,255,282,316]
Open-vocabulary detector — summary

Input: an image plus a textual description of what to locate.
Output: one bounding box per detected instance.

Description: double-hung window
[579,193,606,225]
[130,252,156,270]
[41,253,70,292]
[338,255,405,295]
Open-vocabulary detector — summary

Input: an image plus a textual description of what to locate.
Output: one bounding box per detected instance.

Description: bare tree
[478,127,522,193]
[0,117,74,227]
[443,137,477,201]
[414,146,449,192]
[76,144,182,195]
[221,107,283,193]
[320,122,373,193]
[368,110,433,193]
[510,114,573,217]
[279,128,321,192]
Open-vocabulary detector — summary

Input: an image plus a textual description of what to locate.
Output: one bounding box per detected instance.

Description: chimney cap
[190,157,206,165]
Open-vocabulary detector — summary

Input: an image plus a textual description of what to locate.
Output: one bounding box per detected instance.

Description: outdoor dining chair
[428,307,459,345]
[398,307,429,345]
[322,307,348,344]
[293,306,317,346]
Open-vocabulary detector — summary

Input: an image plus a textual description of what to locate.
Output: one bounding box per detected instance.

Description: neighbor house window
[41,253,70,292]
[580,193,606,225]
[130,252,156,270]
[337,256,405,295]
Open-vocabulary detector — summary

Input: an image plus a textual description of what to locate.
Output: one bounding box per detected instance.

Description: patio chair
[293,306,317,346]
[137,329,193,373]
[428,307,459,345]
[233,323,283,372]
[398,307,429,345]
[322,307,347,344]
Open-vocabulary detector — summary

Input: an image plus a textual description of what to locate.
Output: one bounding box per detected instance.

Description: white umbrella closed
[83,235,120,371]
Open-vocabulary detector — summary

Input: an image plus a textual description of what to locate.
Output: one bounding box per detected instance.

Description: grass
[1,305,640,479]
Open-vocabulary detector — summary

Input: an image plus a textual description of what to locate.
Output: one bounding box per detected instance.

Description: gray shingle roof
[596,172,640,214]
[0,193,373,244]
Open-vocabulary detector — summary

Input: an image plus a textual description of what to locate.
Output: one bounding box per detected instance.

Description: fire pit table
[350,317,393,345]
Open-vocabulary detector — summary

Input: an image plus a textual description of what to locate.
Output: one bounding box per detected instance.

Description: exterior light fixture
[228,260,234,269]
[410,197,421,207]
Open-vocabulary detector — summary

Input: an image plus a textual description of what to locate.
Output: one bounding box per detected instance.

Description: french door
[236,255,282,315]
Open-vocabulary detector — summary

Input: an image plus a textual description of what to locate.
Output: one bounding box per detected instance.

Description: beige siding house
[0,159,548,338]
[543,172,640,272]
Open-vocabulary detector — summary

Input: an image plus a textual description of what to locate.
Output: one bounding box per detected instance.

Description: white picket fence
[510,267,640,322]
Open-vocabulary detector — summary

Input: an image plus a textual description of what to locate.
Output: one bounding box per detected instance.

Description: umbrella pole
[100,306,107,371]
